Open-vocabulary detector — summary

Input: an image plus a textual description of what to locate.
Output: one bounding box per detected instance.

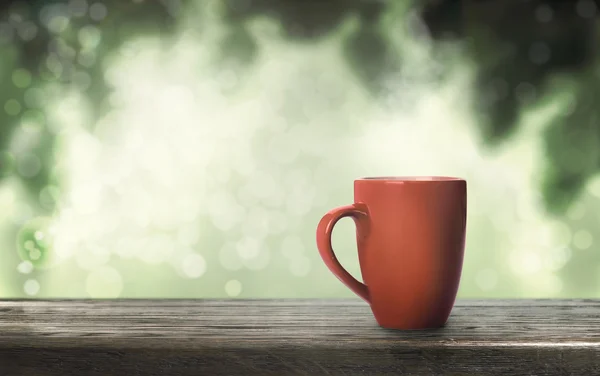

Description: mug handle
[316,203,370,303]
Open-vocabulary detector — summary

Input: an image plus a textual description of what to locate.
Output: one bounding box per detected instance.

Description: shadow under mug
[316,176,467,330]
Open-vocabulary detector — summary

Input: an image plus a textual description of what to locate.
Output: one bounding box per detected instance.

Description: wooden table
[1,299,599,375]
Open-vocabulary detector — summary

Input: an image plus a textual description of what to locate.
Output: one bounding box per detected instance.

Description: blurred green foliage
[0,0,599,299]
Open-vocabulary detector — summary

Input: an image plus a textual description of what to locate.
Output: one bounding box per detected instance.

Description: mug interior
[358,176,463,181]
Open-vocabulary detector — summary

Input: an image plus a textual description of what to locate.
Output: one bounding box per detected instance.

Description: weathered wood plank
[1,299,599,375]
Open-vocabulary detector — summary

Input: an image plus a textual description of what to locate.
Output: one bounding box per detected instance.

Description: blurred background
[1,0,599,299]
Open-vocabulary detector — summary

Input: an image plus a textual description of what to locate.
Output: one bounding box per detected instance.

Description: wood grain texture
[1,299,599,375]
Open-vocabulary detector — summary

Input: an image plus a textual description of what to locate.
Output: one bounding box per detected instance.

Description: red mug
[316,177,467,329]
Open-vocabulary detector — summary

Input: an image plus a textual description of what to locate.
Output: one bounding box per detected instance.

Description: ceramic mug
[316,176,467,329]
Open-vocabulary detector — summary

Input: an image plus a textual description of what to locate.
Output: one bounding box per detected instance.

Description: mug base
[374,317,449,330]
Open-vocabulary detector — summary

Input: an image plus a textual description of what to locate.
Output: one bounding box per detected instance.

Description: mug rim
[356,176,465,182]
